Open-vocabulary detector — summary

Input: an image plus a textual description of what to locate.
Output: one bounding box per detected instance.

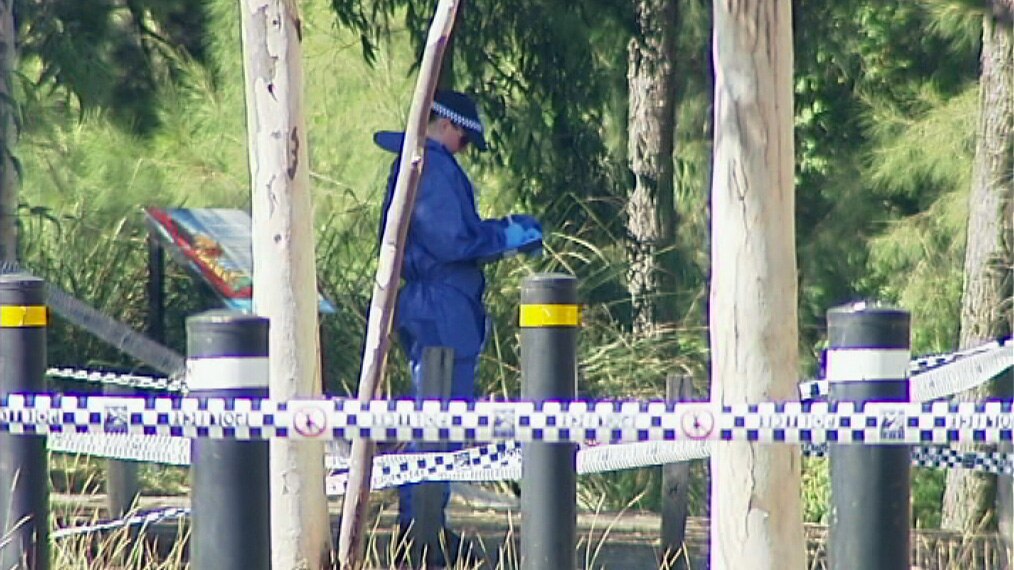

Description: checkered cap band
[432,102,484,133]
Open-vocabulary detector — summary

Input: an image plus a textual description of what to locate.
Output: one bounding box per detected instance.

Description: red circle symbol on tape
[680,409,714,440]
[293,406,328,438]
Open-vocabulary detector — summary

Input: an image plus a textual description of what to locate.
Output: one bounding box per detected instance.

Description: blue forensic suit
[375,131,514,527]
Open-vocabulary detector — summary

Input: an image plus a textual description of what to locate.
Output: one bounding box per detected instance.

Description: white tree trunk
[239,1,330,568]
[709,2,805,569]
[0,0,17,262]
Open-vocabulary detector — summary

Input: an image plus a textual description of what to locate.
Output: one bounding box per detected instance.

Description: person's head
[426,90,488,154]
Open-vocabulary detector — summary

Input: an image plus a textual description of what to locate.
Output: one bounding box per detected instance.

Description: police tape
[54,437,1014,539]
[4,395,1010,444]
[320,439,1013,495]
[47,432,353,469]
[52,507,190,539]
[802,442,1013,474]
[797,338,1012,402]
[908,338,1012,375]
[46,367,187,394]
[49,433,191,465]
[42,337,1011,402]
[46,428,1008,498]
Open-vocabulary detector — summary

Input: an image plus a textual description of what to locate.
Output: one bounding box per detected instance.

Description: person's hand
[504,221,542,250]
[508,214,542,233]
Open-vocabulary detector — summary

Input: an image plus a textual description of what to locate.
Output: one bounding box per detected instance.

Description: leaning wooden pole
[337,2,461,567]
[239,1,330,568]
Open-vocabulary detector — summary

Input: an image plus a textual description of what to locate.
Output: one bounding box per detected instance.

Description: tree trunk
[709,2,805,569]
[239,1,330,568]
[0,0,17,262]
[941,3,1013,551]
[626,0,678,337]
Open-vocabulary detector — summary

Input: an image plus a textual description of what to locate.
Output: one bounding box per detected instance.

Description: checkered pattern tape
[44,431,1011,497]
[52,441,1013,534]
[323,438,1013,495]
[803,443,1013,475]
[797,338,1011,402]
[48,432,191,465]
[43,338,1008,402]
[7,395,1008,444]
[52,507,190,539]
[46,367,186,393]
[47,433,357,469]
[909,338,1011,375]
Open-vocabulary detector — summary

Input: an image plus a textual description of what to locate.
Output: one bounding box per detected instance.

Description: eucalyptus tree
[940,0,1012,546]
[626,0,678,337]
[238,0,331,567]
[625,0,712,358]
[709,2,804,568]
[791,0,978,356]
[794,0,1008,540]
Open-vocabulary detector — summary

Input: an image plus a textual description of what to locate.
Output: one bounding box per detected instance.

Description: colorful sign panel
[144,207,336,314]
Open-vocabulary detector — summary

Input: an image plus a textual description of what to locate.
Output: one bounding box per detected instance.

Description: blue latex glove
[504,221,542,251]
[508,214,542,233]
[511,215,544,256]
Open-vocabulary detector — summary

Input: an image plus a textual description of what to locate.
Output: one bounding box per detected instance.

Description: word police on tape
[1,395,1010,445]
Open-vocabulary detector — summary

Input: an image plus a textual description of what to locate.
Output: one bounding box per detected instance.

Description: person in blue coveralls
[374,90,542,566]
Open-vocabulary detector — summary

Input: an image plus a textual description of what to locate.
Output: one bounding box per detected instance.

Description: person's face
[443,119,469,154]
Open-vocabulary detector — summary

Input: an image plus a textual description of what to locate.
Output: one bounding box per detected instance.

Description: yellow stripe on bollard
[0,305,48,327]
[519,304,580,327]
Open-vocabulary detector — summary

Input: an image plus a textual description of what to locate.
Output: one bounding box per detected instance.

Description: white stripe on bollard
[186,356,269,391]
[826,348,911,381]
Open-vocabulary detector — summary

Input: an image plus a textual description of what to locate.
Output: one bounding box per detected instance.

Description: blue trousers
[397,353,477,528]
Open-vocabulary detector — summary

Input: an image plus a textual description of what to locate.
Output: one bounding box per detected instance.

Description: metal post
[520,273,578,570]
[0,274,50,570]
[105,383,139,518]
[827,302,911,570]
[146,232,165,344]
[660,374,692,569]
[187,311,270,570]
[105,235,165,517]
[409,346,453,566]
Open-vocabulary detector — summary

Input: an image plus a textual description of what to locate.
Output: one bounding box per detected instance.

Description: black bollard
[0,274,50,570]
[827,302,911,570]
[520,273,578,570]
[105,382,140,518]
[660,374,693,570]
[187,311,270,570]
[408,346,453,566]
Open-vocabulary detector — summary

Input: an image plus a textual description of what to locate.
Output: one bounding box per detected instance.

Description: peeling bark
[239,1,330,568]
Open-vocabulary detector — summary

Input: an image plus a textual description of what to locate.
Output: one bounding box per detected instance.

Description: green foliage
[860,88,976,353]
[802,457,831,524]
[800,458,952,529]
[330,0,627,230]
[794,0,981,357]
[15,0,212,134]
[912,468,947,529]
